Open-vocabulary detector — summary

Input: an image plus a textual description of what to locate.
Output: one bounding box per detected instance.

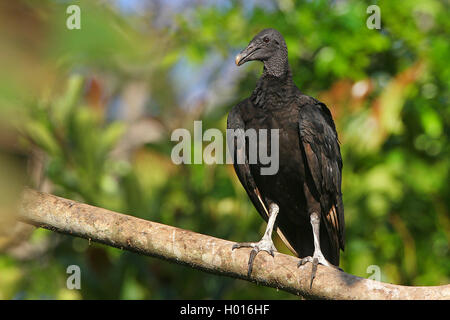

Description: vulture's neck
[251,61,296,109]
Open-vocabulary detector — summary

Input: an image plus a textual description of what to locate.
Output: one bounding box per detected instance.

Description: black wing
[227,103,269,220]
[227,103,309,256]
[298,102,345,255]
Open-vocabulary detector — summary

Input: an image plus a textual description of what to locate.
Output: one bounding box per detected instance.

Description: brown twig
[18,188,450,300]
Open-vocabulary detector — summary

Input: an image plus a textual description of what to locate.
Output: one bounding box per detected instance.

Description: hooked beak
[235,44,259,66]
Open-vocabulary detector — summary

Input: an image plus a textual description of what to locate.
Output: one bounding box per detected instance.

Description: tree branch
[18,188,449,300]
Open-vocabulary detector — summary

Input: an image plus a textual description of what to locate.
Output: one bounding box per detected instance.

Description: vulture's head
[235,28,288,77]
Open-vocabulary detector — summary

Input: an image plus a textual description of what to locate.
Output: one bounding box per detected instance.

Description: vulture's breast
[245,105,308,222]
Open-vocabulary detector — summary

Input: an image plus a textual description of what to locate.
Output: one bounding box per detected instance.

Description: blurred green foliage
[0,0,448,299]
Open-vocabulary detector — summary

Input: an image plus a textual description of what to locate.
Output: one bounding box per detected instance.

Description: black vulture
[227,28,345,283]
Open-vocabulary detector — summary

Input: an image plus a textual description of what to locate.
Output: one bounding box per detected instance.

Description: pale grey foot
[297,212,340,288]
[232,203,279,277]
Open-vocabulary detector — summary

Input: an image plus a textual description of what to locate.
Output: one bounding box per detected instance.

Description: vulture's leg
[232,203,279,276]
[297,212,335,287]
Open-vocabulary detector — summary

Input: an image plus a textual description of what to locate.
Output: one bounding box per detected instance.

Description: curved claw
[310,257,319,288]
[232,240,277,276]
[297,256,312,267]
[297,256,319,288]
[247,248,258,277]
[246,246,276,277]
[297,254,340,288]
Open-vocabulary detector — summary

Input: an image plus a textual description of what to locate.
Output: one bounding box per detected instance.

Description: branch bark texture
[18,188,450,300]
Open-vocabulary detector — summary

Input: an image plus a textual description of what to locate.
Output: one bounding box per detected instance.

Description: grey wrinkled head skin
[235,28,289,77]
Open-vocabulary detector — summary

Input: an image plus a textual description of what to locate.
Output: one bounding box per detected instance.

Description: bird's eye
[263,36,270,43]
